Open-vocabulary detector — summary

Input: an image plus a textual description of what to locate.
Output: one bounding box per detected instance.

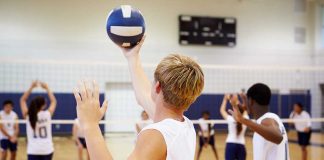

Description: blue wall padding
[0,93,105,135]
[0,91,311,133]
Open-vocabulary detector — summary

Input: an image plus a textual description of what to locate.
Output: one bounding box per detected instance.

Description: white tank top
[74,119,84,138]
[226,114,248,144]
[26,110,54,155]
[141,116,196,160]
[253,113,290,160]
[0,111,18,139]
[198,118,214,137]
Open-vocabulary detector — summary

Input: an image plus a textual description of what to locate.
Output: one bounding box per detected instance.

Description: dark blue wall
[0,93,105,135]
[0,91,311,133]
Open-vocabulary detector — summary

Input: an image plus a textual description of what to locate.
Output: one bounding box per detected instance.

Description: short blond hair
[154,54,204,110]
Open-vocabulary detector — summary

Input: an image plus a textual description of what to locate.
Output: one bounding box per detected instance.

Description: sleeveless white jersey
[226,114,248,144]
[253,113,290,160]
[0,111,18,139]
[141,116,196,160]
[26,110,54,155]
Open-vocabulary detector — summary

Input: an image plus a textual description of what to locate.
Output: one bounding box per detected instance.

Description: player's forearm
[46,88,57,106]
[21,87,33,101]
[83,125,113,160]
[127,56,155,118]
[241,118,283,144]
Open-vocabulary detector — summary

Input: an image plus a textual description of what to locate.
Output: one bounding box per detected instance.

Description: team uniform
[26,110,54,160]
[289,111,312,146]
[140,116,196,160]
[74,119,87,149]
[253,113,290,160]
[0,111,18,152]
[198,118,215,147]
[225,114,249,160]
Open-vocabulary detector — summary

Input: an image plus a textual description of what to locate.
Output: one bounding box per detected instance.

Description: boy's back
[253,112,289,160]
[141,116,196,160]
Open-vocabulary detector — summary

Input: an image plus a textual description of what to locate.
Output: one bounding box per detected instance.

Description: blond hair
[154,54,204,110]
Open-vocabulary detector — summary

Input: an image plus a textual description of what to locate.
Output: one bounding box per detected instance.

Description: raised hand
[30,80,39,89]
[40,82,49,90]
[239,93,248,111]
[73,80,108,130]
[228,94,244,122]
[120,36,145,59]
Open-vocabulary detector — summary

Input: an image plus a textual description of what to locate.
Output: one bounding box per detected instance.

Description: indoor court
[1,0,324,160]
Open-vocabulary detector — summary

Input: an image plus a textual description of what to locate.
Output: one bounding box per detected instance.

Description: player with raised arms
[73,37,205,160]
[20,81,57,160]
[228,83,290,160]
[219,94,248,160]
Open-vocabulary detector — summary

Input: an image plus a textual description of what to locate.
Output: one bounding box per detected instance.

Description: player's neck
[153,103,184,123]
[254,105,269,119]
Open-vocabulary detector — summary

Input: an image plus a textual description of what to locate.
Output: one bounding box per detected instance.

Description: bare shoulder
[128,129,166,160]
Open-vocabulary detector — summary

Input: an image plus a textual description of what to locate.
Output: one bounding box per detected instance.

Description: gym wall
[0,0,317,66]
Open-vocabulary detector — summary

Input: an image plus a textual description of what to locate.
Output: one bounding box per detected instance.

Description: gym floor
[11,131,324,160]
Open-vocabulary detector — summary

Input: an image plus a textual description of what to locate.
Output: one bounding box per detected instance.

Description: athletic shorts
[225,143,246,160]
[199,136,215,147]
[0,139,17,152]
[78,137,87,149]
[27,153,53,160]
[297,130,312,146]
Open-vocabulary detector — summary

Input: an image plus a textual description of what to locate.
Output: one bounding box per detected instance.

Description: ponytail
[236,107,245,136]
[236,122,243,136]
[28,96,45,130]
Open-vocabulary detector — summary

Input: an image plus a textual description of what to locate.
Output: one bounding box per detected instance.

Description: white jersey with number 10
[26,110,54,155]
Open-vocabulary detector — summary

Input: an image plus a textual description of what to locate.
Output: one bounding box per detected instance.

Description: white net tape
[1,118,323,125]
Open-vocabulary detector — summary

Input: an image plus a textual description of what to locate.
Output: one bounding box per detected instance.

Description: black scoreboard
[179,15,236,47]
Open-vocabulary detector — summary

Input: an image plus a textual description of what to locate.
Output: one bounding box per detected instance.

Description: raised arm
[219,94,230,120]
[74,81,112,160]
[120,37,155,119]
[228,94,283,144]
[40,82,57,116]
[20,81,38,118]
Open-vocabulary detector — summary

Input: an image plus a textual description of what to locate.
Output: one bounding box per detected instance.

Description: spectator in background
[196,111,219,160]
[135,111,152,134]
[0,100,19,160]
[289,102,312,160]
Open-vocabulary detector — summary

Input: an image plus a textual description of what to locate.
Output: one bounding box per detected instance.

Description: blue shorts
[297,130,312,146]
[225,143,246,160]
[78,138,87,149]
[0,139,17,152]
[199,136,215,147]
[27,153,53,160]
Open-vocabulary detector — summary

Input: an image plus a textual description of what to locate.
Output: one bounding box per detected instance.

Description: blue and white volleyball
[106,5,145,48]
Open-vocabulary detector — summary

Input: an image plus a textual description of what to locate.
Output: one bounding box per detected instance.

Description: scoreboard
[179,15,236,47]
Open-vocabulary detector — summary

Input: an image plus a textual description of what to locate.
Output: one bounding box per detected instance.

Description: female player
[73,118,90,160]
[20,81,57,160]
[220,94,248,160]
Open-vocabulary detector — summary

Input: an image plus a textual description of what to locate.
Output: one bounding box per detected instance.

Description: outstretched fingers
[100,100,109,118]
[73,88,82,104]
[93,80,100,101]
